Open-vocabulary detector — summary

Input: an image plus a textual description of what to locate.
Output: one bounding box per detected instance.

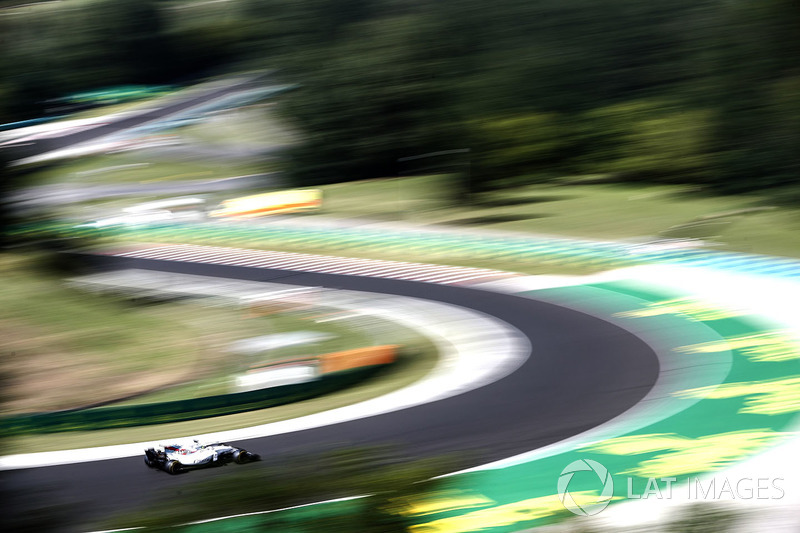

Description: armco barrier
[0,364,391,437]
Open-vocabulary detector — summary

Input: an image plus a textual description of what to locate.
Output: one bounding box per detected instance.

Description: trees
[280,13,464,185]
[704,0,800,192]
[468,113,571,192]
[578,101,713,183]
[1,0,172,120]
[2,0,798,194]
[269,0,732,190]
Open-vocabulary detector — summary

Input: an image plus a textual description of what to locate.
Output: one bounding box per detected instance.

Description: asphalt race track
[1,256,660,531]
[6,75,270,162]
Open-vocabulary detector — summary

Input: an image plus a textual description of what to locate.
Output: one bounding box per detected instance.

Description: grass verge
[0,251,422,414]
[56,175,800,276]
[313,176,800,259]
[4,325,436,454]
[27,152,265,189]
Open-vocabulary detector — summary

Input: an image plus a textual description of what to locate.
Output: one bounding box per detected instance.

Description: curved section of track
[1,257,660,531]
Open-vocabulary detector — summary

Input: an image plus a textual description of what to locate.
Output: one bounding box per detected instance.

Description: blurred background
[1,1,799,532]
[1,0,798,197]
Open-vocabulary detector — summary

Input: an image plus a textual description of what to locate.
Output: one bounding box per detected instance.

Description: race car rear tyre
[165,460,182,475]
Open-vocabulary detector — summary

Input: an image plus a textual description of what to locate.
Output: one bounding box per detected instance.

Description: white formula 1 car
[144,440,260,474]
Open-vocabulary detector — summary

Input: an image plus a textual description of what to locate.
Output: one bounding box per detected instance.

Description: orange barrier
[318,345,398,374]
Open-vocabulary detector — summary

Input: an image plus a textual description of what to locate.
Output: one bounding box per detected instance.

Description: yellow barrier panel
[209,188,322,218]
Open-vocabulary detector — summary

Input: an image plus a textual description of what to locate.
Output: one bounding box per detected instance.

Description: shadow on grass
[657,207,775,240]
[100,444,474,533]
[476,195,573,208]
[442,214,550,226]
[759,185,800,208]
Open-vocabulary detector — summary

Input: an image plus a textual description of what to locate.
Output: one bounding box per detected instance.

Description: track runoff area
[4,243,800,532]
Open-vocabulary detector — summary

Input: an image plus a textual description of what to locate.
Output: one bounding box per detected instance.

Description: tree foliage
[578,101,713,182]
[278,13,464,184]
[2,0,799,194]
[469,113,572,191]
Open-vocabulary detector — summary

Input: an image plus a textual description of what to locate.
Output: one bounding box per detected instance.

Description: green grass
[112,310,423,406]
[312,176,800,259]
[28,152,264,188]
[179,103,297,147]
[75,175,800,277]
[10,86,800,456]
[0,252,411,414]
[4,328,436,454]
[0,248,440,453]
[0,253,200,413]
[22,102,288,228]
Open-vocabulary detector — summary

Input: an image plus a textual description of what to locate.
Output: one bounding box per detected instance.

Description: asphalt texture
[5,75,270,162]
[10,173,281,209]
[1,256,659,531]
